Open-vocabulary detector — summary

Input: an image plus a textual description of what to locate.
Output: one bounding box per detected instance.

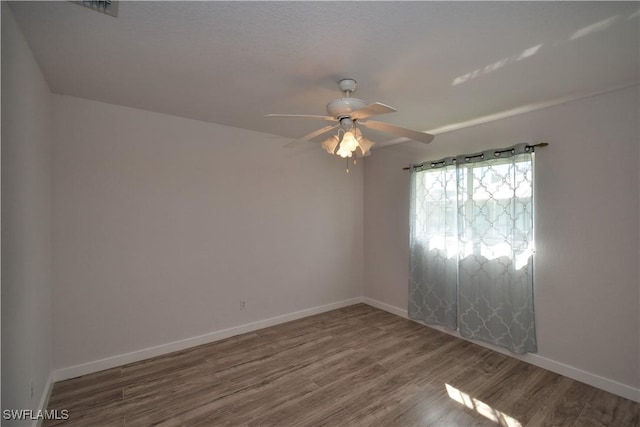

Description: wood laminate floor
[45,304,639,426]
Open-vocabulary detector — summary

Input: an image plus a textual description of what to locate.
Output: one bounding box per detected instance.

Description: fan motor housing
[326,98,367,118]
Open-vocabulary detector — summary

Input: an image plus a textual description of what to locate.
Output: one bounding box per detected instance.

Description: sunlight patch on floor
[445,383,522,427]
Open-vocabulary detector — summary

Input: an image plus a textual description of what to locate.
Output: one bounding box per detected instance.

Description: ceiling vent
[71,0,118,18]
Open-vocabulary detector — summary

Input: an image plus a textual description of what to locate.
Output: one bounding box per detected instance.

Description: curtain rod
[402,142,549,170]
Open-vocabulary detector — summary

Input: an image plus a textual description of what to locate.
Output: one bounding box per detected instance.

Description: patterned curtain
[409,160,458,329]
[409,144,537,354]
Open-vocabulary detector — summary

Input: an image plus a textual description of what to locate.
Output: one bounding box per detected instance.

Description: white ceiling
[9,1,640,147]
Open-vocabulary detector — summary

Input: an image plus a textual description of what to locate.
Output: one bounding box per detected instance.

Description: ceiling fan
[266,79,434,162]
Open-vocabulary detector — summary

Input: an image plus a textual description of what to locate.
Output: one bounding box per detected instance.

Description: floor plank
[45,304,639,426]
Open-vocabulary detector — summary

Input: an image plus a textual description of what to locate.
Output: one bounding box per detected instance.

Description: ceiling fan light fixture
[340,130,359,152]
[266,78,434,169]
[336,144,353,158]
[356,136,375,157]
[321,135,340,154]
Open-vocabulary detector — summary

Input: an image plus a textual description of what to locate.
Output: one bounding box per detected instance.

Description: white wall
[51,95,363,369]
[363,86,640,395]
[3,0,637,406]
[1,2,54,419]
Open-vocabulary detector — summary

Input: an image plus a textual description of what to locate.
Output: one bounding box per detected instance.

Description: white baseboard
[363,297,408,318]
[362,297,640,403]
[34,371,55,427]
[54,297,363,382]
[50,295,639,402]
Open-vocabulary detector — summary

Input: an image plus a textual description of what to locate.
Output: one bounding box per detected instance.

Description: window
[409,144,537,354]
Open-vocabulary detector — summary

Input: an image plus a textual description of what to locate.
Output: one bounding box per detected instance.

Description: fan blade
[266,114,336,122]
[283,124,339,148]
[350,102,397,120]
[360,120,434,144]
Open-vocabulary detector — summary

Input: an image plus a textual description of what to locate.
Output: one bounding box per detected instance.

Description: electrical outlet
[240,300,246,310]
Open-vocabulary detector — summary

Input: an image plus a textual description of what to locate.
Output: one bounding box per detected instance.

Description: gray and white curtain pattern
[409,143,537,354]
